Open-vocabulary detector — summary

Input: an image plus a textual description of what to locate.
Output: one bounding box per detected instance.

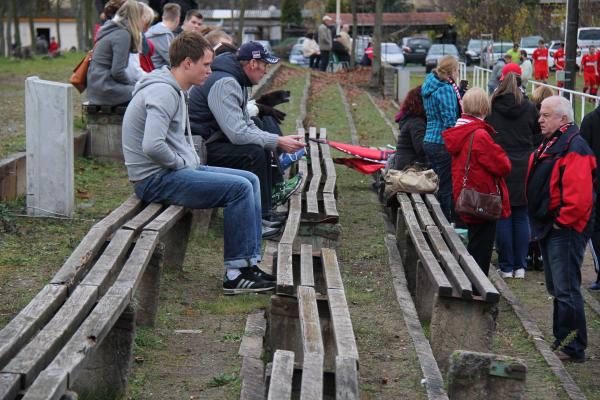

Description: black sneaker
[250,265,275,281]
[223,268,275,295]
[265,211,288,223]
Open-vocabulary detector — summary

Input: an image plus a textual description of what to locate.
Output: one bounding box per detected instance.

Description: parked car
[354,35,371,63]
[402,37,432,65]
[464,39,491,66]
[425,44,459,73]
[381,42,405,66]
[520,35,544,57]
[547,40,582,70]
[288,43,309,67]
[578,27,600,54]
[482,42,513,68]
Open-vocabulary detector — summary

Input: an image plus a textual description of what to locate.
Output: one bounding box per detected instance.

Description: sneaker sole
[223,286,275,295]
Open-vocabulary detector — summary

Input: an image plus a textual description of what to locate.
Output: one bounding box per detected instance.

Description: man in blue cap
[188,41,305,232]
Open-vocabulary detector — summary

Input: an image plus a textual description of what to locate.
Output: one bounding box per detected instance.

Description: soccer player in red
[581,46,598,97]
[554,42,566,87]
[532,39,549,83]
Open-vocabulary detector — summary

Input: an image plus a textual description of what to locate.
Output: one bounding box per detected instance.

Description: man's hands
[257,103,287,123]
[257,90,291,107]
[277,135,306,153]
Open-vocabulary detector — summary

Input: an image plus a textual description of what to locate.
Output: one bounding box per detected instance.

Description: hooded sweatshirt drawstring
[181,89,201,166]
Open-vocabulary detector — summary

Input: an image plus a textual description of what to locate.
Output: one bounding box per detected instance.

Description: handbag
[455,131,502,221]
[384,164,439,198]
[69,50,93,93]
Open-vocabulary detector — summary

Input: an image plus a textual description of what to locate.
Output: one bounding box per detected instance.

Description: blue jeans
[423,141,453,221]
[540,227,587,359]
[496,205,530,273]
[134,166,262,269]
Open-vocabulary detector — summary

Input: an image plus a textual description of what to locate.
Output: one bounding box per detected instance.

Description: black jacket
[486,93,540,206]
[580,106,600,176]
[394,115,426,170]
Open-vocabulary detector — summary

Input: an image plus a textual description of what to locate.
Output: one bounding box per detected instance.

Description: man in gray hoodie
[145,2,180,69]
[122,31,276,295]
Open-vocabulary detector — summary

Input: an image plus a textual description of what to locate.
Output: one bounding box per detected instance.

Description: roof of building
[327,12,452,26]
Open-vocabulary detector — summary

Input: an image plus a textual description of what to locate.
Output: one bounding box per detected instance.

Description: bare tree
[55,0,63,47]
[72,0,85,50]
[236,0,246,45]
[350,0,357,69]
[0,1,6,56]
[11,0,22,50]
[370,0,382,88]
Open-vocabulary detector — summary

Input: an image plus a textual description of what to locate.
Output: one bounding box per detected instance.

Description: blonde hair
[492,72,523,105]
[531,85,554,107]
[140,2,156,30]
[113,0,143,52]
[462,87,491,118]
[434,55,458,80]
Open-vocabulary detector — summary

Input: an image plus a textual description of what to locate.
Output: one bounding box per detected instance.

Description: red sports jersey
[582,53,598,75]
[554,48,565,70]
[533,47,549,72]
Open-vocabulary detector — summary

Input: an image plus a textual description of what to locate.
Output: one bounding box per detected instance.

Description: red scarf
[448,77,463,114]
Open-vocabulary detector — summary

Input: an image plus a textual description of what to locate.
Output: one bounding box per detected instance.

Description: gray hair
[542,95,574,122]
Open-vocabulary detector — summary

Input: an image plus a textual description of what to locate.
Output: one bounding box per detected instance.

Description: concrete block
[85,113,124,162]
[397,69,411,103]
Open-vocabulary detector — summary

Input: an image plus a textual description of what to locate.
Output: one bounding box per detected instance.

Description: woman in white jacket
[302,32,320,69]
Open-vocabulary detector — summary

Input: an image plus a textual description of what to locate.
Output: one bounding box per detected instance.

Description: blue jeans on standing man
[423,141,453,221]
[540,227,588,360]
[496,205,530,273]
[133,165,262,270]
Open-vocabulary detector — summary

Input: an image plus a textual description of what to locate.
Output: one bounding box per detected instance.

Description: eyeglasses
[255,60,269,72]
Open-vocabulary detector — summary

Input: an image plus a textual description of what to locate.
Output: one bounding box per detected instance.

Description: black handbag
[455,131,502,221]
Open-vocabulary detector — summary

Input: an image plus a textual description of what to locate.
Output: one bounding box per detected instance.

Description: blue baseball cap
[237,41,279,64]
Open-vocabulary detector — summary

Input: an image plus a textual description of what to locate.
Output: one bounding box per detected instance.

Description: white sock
[226,269,241,280]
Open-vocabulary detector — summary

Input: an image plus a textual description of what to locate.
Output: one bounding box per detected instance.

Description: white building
[2,17,79,56]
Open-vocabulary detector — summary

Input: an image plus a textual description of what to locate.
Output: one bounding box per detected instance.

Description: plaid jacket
[421,72,460,144]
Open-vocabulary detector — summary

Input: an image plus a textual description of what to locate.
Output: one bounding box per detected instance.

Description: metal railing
[458,61,467,83]
[473,66,492,92]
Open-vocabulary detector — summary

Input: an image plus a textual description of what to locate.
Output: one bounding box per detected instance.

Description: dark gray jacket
[86,20,136,105]
[145,22,174,68]
[394,115,426,170]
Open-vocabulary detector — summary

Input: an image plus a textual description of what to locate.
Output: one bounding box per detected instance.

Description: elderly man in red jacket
[526,95,597,363]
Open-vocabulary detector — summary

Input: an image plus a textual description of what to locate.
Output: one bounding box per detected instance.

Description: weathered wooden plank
[0,373,20,400]
[20,369,68,400]
[308,127,317,140]
[289,192,302,213]
[297,159,309,194]
[268,350,294,400]
[3,285,98,387]
[328,288,359,360]
[276,243,294,295]
[92,194,142,231]
[143,205,187,236]
[319,127,327,140]
[261,241,278,275]
[425,226,473,299]
[298,286,324,355]
[280,210,301,246]
[0,284,67,370]
[321,248,344,290]
[323,193,339,219]
[239,312,267,359]
[322,159,337,194]
[412,200,435,228]
[122,203,163,232]
[240,356,266,400]
[335,355,359,400]
[300,352,324,400]
[300,244,315,287]
[110,232,160,298]
[79,229,136,295]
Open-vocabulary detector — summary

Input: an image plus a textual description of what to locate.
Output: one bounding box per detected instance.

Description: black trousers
[206,141,273,216]
[467,221,497,276]
[319,50,330,71]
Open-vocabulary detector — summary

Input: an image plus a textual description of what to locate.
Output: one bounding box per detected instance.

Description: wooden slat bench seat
[0,195,209,400]
[394,192,500,371]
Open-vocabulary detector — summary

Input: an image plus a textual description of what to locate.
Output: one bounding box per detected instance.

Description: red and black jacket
[526,123,597,240]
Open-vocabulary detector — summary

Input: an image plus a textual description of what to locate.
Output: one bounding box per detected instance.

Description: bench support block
[134,245,165,327]
[161,212,192,272]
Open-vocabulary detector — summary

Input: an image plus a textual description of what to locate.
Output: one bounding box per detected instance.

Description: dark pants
[496,205,530,272]
[423,142,453,222]
[467,221,497,275]
[309,54,320,69]
[319,50,330,71]
[540,227,587,360]
[207,141,273,217]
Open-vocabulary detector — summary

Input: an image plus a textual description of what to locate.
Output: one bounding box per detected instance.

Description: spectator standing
[394,86,427,170]
[532,39,549,83]
[443,88,512,274]
[332,35,351,63]
[302,32,320,69]
[318,15,333,72]
[361,42,374,66]
[527,95,595,363]
[87,0,144,106]
[531,85,554,111]
[581,46,598,98]
[554,42,566,88]
[507,43,521,64]
[48,37,59,56]
[422,55,461,221]
[180,9,203,33]
[486,71,540,279]
[159,0,196,27]
[579,105,600,290]
[488,54,511,94]
[338,24,352,53]
[520,50,533,89]
[146,2,180,68]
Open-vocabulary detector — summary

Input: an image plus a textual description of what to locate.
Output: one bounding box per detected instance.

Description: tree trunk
[85,0,95,49]
[370,0,382,88]
[230,0,235,41]
[73,0,85,50]
[11,0,21,49]
[0,1,6,57]
[236,0,246,45]
[28,0,35,48]
[55,0,62,47]
[350,0,357,69]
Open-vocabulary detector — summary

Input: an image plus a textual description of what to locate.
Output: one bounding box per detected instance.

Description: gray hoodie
[145,22,174,68]
[122,66,200,182]
[86,20,135,105]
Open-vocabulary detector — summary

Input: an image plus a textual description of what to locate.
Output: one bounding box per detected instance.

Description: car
[288,43,309,67]
[520,35,544,57]
[402,37,432,65]
[578,27,600,54]
[425,44,459,73]
[547,40,582,70]
[381,42,405,66]
[464,39,491,66]
[354,35,371,63]
[482,42,513,68]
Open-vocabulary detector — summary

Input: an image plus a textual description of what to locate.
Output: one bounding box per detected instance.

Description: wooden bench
[0,195,205,399]
[83,103,127,162]
[394,192,500,371]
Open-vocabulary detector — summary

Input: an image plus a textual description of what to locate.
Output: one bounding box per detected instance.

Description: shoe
[262,225,281,239]
[272,173,303,207]
[265,211,288,223]
[250,265,275,281]
[590,282,600,291]
[223,268,275,295]
[500,270,513,279]
[555,350,585,363]
[262,218,283,228]
[279,148,306,171]
[514,268,525,279]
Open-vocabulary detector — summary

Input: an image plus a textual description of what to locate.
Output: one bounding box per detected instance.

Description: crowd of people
[393,52,599,364]
[301,16,352,71]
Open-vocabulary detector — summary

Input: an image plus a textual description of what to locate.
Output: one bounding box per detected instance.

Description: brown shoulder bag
[69,50,93,93]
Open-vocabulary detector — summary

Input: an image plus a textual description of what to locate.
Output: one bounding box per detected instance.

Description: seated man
[188,41,305,226]
[122,31,275,295]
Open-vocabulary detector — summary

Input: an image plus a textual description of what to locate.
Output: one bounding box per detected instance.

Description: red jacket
[442,115,512,223]
[533,47,549,73]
